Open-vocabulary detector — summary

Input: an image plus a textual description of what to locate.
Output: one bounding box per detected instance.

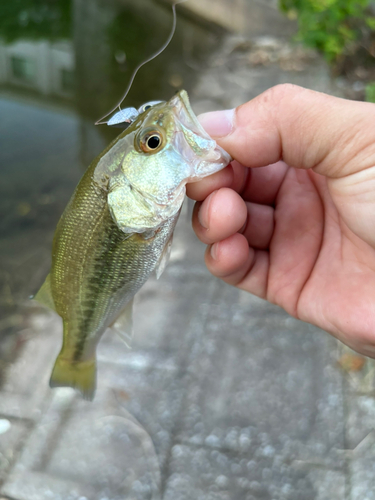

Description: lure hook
[95,0,188,126]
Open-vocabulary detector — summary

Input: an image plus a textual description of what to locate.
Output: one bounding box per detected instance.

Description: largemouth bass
[35,90,231,400]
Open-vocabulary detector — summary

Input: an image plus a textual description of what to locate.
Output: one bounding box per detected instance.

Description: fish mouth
[168,90,232,179]
[168,90,215,142]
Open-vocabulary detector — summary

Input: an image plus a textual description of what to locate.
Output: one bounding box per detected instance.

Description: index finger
[198,84,375,179]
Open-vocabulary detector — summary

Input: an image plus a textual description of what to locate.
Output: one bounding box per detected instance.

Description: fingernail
[198,109,235,138]
[210,243,218,260]
[198,190,217,229]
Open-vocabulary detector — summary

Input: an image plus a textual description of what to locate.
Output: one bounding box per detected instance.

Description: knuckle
[264,83,304,103]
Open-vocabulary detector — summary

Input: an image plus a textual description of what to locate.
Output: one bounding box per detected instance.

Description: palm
[268,167,375,355]
[189,161,375,356]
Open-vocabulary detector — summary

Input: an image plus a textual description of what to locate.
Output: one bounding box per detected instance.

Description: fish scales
[52,162,176,357]
[35,91,231,399]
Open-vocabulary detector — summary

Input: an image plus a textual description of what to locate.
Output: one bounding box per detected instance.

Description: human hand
[187,84,375,357]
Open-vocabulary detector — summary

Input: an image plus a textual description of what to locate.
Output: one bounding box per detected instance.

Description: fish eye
[147,135,160,149]
[137,129,164,153]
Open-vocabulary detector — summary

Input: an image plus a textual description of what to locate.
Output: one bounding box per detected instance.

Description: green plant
[365,82,375,102]
[279,0,375,61]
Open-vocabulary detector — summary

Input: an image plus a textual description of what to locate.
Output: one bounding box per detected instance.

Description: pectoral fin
[155,234,173,279]
[108,298,134,348]
[34,274,56,311]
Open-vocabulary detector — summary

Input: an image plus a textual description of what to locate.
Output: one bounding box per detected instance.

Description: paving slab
[163,443,331,500]
[349,433,375,500]
[0,418,30,485]
[1,215,218,499]
[346,395,375,451]
[0,312,59,421]
[175,284,345,471]
[304,469,346,500]
[191,37,345,116]
[2,384,163,499]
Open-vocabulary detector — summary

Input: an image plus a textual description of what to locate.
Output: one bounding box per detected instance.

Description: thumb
[198,84,375,179]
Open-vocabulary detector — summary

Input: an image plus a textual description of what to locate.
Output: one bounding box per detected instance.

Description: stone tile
[349,434,375,500]
[192,34,345,116]
[1,360,183,500]
[97,362,183,469]
[3,470,100,500]
[2,313,58,395]
[176,285,345,467]
[346,395,375,450]
[163,444,319,500]
[303,469,345,500]
[0,312,59,420]
[0,418,30,483]
[341,354,375,395]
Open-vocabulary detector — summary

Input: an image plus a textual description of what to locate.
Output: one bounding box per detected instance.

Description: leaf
[278,0,370,61]
[338,353,366,372]
[366,82,375,103]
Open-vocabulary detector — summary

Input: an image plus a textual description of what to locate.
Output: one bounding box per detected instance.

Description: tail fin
[49,353,96,401]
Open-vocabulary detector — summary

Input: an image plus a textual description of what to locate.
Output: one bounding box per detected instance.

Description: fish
[35,90,231,400]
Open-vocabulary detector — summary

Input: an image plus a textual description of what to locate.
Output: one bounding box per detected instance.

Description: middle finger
[192,187,275,249]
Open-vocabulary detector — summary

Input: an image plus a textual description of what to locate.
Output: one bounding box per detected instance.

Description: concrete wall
[183,0,247,33]
[167,0,297,38]
[0,40,74,98]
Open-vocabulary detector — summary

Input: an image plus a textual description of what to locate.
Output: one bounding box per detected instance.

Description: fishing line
[95,0,188,126]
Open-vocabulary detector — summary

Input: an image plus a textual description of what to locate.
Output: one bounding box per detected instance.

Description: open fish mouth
[168,90,232,179]
[171,90,212,137]
[168,90,229,148]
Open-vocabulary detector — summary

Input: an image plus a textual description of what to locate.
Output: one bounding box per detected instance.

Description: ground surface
[1,13,375,500]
